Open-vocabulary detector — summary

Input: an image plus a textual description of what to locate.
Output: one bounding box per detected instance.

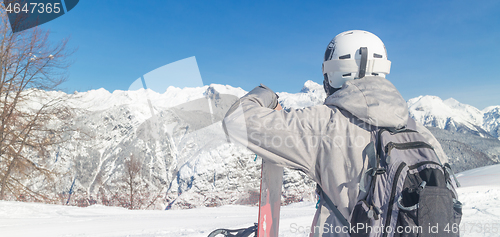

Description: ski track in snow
[1,164,500,237]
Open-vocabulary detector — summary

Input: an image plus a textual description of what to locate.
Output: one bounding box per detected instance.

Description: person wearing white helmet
[322,30,391,96]
[223,30,448,236]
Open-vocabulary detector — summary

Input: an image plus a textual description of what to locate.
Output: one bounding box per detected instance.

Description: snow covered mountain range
[18,80,500,209]
[278,80,500,140]
[408,96,500,139]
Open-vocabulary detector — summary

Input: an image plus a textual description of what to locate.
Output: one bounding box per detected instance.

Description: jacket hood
[324,76,408,128]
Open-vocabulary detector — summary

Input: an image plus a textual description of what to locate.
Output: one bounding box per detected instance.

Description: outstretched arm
[223,84,331,178]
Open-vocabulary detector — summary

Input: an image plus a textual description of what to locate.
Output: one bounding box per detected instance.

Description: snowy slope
[454,164,500,237]
[1,164,499,237]
[0,200,316,237]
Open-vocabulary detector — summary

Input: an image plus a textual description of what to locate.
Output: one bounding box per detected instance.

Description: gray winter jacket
[222,76,448,237]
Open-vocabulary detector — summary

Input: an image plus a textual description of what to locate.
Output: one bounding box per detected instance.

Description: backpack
[320,118,463,237]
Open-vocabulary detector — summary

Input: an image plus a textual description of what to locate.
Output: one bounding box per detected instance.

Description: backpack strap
[318,136,379,230]
[359,141,377,194]
[317,185,350,228]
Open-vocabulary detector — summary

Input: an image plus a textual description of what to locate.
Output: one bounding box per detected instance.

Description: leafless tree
[122,154,143,209]
[0,6,74,201]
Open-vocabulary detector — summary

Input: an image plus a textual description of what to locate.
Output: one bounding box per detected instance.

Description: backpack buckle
[369,167,386,176]
[374,168,386,175]
[367,205,382,220]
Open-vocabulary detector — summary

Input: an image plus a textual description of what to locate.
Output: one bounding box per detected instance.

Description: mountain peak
[300,80,323,93]
[484,105,500,113]
[443,97,460,106]
[408,94,498,139]
[408,95,443,103]
[207,84,247,97]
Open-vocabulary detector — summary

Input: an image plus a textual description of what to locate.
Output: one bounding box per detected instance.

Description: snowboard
[257,159,284,237]
[206,159,284,237]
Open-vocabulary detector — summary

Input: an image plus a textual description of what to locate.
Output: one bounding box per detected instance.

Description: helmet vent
[339,54,351,59]
[342,73,352,77]
[324,45,335,61]
[374,53,383,58]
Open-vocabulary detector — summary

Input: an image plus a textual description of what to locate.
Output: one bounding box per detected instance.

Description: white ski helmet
[323,30,391,89]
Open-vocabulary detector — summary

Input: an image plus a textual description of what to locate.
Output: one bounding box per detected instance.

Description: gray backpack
[321,118,462,237]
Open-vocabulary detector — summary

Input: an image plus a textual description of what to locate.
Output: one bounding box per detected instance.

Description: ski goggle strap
[359,47,368,78]
[322,58,391,76]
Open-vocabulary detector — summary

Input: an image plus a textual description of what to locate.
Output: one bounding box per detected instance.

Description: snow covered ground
[455,164,500,237]
[0,201,315,237]
[1,164,499,237]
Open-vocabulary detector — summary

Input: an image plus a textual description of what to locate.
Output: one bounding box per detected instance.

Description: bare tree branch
[0,6,75,201]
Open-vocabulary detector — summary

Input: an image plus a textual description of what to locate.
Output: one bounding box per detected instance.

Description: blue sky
[41,0,499,109]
